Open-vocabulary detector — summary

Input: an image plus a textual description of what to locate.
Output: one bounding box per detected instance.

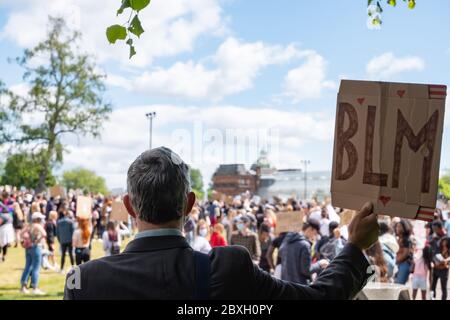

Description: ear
[123,194,137,219]
[185,191,196,217]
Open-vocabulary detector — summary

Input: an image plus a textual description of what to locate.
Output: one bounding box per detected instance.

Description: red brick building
[211,164,258,196]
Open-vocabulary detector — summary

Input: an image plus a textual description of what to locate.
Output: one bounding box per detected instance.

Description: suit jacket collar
[123,235,191,253]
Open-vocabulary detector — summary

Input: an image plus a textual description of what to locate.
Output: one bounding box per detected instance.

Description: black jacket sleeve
[251,243,371,299]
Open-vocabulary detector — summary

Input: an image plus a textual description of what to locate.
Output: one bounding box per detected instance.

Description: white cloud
[1,0,226,67]
[282,51,336,102]
[60,104,335,188]
[107,37,302,100]
[366,52,425,80]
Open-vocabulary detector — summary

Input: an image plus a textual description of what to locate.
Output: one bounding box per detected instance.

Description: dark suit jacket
[64,235,370,300]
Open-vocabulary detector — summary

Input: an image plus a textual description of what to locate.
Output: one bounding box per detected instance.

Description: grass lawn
[0,239,128,300]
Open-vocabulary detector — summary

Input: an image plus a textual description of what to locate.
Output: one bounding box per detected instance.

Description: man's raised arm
[251,202,378,299]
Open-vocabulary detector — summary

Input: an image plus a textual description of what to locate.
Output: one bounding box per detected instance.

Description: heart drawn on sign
[357,98,365,105]
[379,195,391,206]
[397,90,405,98]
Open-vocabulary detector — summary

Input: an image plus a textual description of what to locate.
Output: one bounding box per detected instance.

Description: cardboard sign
[331,80,446,222]
[110,200,129,222]
[275,211,304,235]
[76,196,92,219]
[50,185,66,198]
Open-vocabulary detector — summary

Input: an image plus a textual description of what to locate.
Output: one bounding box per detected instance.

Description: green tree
[439,174,450,199]
[62,167,109,195]
[0,17,111,192]
[190,168,204,199]
[1,152,56,189]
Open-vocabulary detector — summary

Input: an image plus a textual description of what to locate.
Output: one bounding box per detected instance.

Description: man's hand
[348,202,379,251]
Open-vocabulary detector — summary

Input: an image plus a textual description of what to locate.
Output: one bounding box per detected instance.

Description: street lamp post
[300,160,310,200]
[146,112,156,150]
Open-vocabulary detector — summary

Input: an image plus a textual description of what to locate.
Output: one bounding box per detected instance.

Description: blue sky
[0,0,449,189]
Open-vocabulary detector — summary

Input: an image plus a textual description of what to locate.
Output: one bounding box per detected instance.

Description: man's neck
[136,219,181,233]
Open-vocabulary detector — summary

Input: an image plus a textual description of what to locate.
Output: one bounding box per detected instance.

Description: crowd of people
[184,195,450,300]
[0,184,449,299]
[0,187,132,295]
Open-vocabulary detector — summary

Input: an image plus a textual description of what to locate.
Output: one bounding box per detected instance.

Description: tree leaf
[387,0,396,7]
[408,0,416,9]
[128,15,145,38]
[130,0,151,12]
[117,0,131,15]
[106,25,127,44]
[129,45,137,59]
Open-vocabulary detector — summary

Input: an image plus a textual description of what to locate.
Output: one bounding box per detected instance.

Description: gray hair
[127,147,191,224]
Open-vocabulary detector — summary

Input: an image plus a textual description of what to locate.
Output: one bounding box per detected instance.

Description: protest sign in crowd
[0,184,448,299]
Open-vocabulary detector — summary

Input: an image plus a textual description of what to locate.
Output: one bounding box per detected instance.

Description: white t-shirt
[320,218,330,237]
[192,236,211,254]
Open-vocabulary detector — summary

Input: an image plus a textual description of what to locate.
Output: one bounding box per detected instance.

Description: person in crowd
[429,220,446,255]
[64,147,379,300]
[443,216,450,236]
[102,221,121,256]
[44,210,58,270]
[209,223,227,248]
[378,221,398,280]
[91,205,100,241]
[230,215,261,263]
[184,207,199,245]
[394,219,414,284]
[191,219,211,254]
[317,221,346,261]
[412,245,433,300]
[308,201,322,221]
[431,236,450,300]
[365,241,388,283]
[266,231,288,278]
[0,209,14,262]
[279,218,329,285]
[56,209,75,273]
[222,209,237,245]
[20,212,47,295]
[45,197,55,218]
[319,207,331,237]
[73,218,92,265]
[264,208,277,230]
[258,223,273,272]
[12,202,25,248]
[207,201,219,227]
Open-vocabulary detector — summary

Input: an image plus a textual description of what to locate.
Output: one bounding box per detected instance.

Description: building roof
[213,164,249,176]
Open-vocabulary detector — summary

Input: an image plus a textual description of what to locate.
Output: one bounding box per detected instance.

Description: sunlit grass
[0,238,129,300]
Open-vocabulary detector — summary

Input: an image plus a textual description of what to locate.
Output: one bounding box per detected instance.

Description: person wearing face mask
[279,218,329,285]
[230,216,261,264]
[191,219,212,254]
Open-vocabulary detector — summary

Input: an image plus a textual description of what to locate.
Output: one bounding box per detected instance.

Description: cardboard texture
[331,80,446,222]
[110,200,129,222]
[50,185,66,198]
[275,211,304,235]
[76,196,92,219]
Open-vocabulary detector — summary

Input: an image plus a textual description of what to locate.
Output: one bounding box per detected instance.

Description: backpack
[21,227,33,249]
[110,243,120,255]
[108,233,120,255]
